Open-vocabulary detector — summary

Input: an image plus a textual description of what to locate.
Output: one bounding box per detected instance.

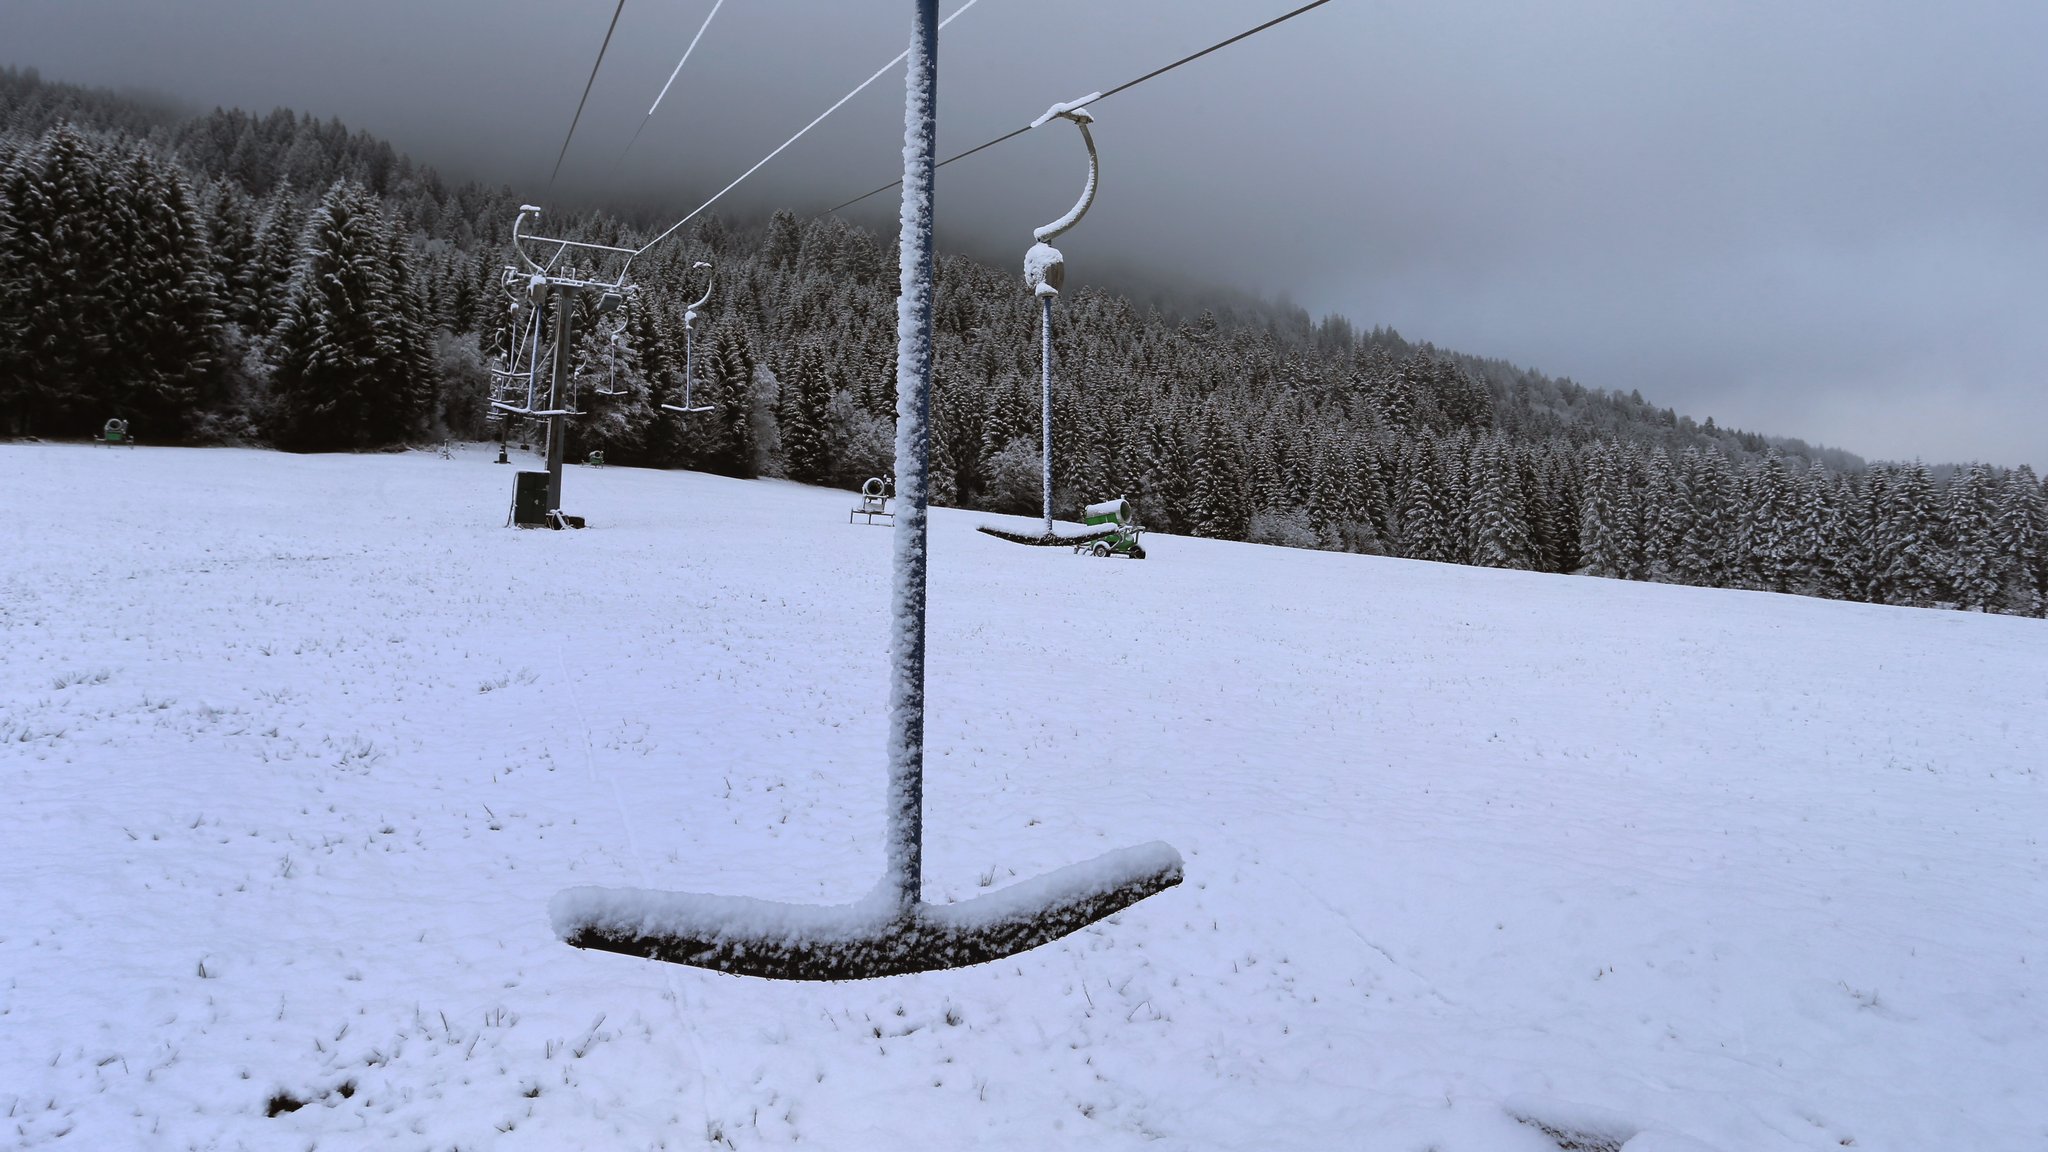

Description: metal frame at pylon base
[550,0,1180,981]
[491,205,639,523]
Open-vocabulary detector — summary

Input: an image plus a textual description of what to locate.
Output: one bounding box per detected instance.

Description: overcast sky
[9,0,2046,468]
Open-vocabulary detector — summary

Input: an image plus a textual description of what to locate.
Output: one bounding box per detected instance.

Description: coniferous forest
[3,66,2044,616]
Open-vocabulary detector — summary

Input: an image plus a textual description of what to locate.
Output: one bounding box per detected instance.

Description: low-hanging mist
[5,0,2046,468]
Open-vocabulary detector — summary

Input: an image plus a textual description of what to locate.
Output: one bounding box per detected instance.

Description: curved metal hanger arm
[1031,102,1098,244]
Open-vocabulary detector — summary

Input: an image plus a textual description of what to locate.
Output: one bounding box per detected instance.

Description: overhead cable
[632,0,983,257]
[550,0,632,187]
[828,0,1337,213]
[612,0,729,178]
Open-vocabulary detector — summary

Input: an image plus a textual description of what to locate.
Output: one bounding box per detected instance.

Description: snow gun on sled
[549,16,1180,981]
[1074,498,1146,558]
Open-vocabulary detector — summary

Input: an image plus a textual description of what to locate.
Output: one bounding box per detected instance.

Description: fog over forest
[7,0,2048,469]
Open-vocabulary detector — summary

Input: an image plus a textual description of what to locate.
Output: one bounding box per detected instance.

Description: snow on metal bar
[552,843,1184,980]
[515,235,641,256]
[975,524,1119,548]
[1029,93,1101,129]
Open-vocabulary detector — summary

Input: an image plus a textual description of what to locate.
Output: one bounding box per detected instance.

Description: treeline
[0,66,2042,616]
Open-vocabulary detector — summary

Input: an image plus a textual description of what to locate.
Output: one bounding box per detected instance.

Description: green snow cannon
[1077,497,1147,559]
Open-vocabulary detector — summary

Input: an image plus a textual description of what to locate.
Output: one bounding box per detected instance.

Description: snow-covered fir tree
[696,320,758,478]
[1875,463,1944,607]
[108,146,221,439]
[1946,462,2001,611]
[267,180,421,450]
[3,70,2045,619]
[777,337,834,485]
[0,125,127,435]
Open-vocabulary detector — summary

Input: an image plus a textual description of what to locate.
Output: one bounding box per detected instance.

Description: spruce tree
[1398,438,1453,562]
[1993,465,2046,616]
[634,302,691,468]
[1542,447,1583,574]
[1614,443,1649,579]
[1351,436,1395,547]
[1876,463,1943,607]
[268,180,402,450]
[1190,409,1247,539]
[1829,473,1872,601]
[778,337,833,484]
[1642,447,1687,582]
[763,208,803,271]
[376,213,435,441]
[1673,448,1729,585]
[929,378,965,505]
[1247,420,1287,514]
[700,320,758,478]
[203,179,257,326]
[1788,463,1836,597]
[1737,451,1798,592]
[1946,462,2000,610]
[0,144,18,426]
[109,147,220,438]
[1359,347,1411,433]
[1578,443,1638,578]
[1306,434,1343,548]
[0,125,123,435]
[247,183,303,337]
[1137,405,1192,535]
[1466,434,1533,569]
[1440,432,1474,563]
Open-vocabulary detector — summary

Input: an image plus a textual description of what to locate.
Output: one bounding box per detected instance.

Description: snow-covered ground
[2,442,2043,1152]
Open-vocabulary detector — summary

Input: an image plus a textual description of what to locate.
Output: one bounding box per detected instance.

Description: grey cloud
[7,0,2044,467]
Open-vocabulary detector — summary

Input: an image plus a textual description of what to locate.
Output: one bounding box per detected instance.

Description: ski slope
[2,442,2043,1152]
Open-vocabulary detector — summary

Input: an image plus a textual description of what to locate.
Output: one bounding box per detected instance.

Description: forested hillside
[2,66,2043,615]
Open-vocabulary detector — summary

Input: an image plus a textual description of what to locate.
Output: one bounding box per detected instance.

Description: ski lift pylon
[551,1,1180,980]
[492,204,642,523]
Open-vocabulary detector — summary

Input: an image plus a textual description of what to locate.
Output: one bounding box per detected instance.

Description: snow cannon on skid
[1076,497,1146,559]
[850,475,895,526]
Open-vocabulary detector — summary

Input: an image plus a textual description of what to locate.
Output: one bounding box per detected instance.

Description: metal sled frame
[551,1,1180,981]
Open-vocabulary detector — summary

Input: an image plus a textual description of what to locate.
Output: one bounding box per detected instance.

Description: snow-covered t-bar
[548,0,1180,981]
[552,843,1183,980]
